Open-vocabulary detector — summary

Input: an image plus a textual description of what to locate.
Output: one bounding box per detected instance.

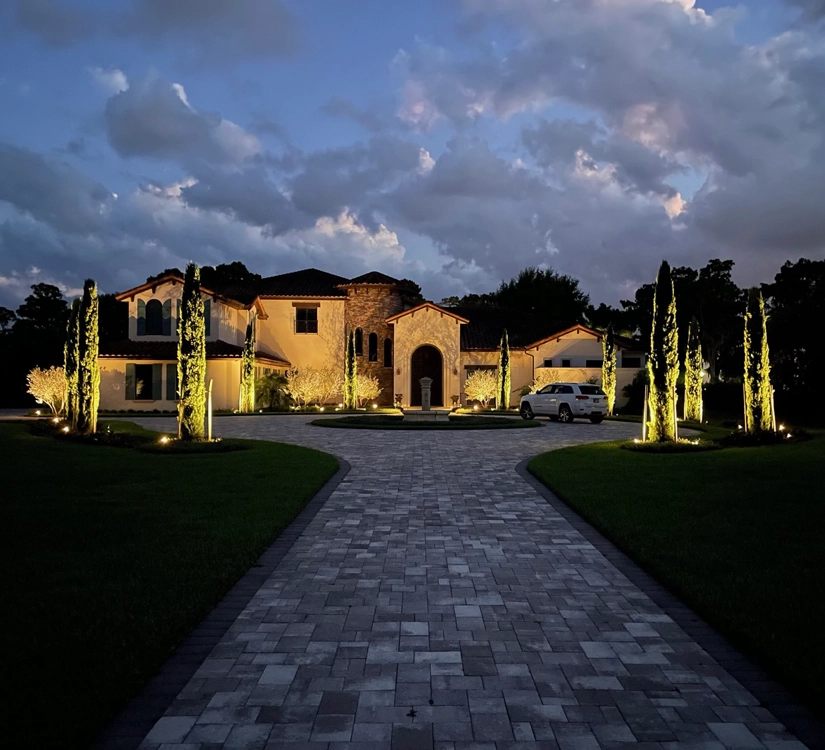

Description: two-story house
[99,268,646,410]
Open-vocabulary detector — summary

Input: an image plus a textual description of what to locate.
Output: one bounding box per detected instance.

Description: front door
[410,345,443,406]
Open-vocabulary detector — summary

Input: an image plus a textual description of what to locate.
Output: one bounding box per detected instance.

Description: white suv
[520,382,606,424]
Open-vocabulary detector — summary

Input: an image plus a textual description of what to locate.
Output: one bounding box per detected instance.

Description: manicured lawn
[528,432,825,717]
[312,415,541,429]
[0,421,338,749]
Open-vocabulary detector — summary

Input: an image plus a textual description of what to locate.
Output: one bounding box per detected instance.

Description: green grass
[312,415,541,429]
[0,421,338,749]
[528,432,825,717]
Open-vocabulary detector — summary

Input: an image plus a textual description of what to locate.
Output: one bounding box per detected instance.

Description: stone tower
[340,272,421,406]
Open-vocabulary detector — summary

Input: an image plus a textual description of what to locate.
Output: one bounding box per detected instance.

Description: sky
[0,0,824,309]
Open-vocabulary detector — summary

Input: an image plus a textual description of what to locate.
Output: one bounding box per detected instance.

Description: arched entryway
[410,345,443,407]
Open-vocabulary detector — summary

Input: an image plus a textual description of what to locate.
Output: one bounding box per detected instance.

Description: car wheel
[589,415,604,424]
[558,404,573,423]
[520,403,535,420]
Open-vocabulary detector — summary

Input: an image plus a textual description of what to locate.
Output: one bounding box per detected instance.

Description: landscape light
[35,410,41,416]
[473,404,479,411]
[338,403,344,408]
[779,424,785,431]
[320,407,325,412]
[372,403,378,409]
[52,417,60,424]
[62,426,69,433]
[160,436,169,444]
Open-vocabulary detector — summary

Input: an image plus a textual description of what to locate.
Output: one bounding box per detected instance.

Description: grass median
[0,420,338,749]
[527,430,825,717]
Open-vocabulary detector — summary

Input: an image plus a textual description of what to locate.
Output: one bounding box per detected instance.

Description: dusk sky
[1,0,823,308]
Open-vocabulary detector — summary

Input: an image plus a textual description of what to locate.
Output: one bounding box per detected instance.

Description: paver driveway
[133,416,804,750]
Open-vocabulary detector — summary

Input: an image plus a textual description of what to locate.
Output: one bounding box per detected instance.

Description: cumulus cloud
[89,67,129,95]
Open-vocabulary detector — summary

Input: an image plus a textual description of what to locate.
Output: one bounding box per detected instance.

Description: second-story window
[355,328,363,355]
[368,332,378,361]
[138,299,172,336]
[296,307,318,334]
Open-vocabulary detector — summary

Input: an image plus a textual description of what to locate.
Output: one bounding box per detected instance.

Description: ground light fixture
[159,436,170,444]
[52,417,60,424]
[62,426,69,433]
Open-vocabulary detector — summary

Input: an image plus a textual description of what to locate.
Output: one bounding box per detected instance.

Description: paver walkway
[132,416,805,750]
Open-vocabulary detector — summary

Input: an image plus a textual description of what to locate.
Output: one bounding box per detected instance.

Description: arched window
[145,299,164,335]
[383,338,393,367]
[355,328,363,356]
[368,332,378,362]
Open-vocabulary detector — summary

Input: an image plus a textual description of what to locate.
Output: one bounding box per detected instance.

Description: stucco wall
[459,350,534,406]
[391,307,463,407]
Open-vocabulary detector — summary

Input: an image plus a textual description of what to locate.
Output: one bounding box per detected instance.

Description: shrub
[355,373,381,407]
[255,372,291,410]
[464,369,498,407]
[27,366,67,415]
[531,368,564,393]
[284,366,343,407]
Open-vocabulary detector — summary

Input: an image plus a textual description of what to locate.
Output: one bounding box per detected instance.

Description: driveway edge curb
[93,456,352,750]
[516,457,824,750]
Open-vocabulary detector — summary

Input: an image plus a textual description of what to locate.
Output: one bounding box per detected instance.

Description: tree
[316,367,344,405]
[684,317,703,422]
[344,329,357,409]
[464,369,498,408]
[0,307,15,332]
[75,280,99,435]
[647,261,678,442]
[239,318,256,413]
[26,366,66,415]
[744,288,773,434]
[98,294,128,344]
[355,373,382,408]
[531,368,564,393]
[255,372,291,410]
[694,260,744,382]
[200,261,262,291]
[284,368,320,408]
[64,298,80,428]
[492,267,589,327]
[178,263,206,440]
[496,330,511,409]
[601,325,617,416]
[15,283,69,332]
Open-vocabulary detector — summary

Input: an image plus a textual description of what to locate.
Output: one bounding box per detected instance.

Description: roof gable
[344,271,400,286]
[386,302,469,324]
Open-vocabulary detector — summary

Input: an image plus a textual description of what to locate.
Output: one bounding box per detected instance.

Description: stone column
[419,377,433,411]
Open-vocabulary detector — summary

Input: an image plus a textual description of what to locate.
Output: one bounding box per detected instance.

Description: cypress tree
[64,298,80,427]
[647,261,678,441]
[743,288,773,433]
[344,328,357,409]
[601,324,617,416]
[239,317,256,412]
[684,317,704,422]
[178,263,206,440]
[75,280,100,435]
[497,329,511,409]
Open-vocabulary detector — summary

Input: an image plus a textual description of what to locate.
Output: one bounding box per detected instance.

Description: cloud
[13,0,94,46]
[104,77,262,168]
[89,67,129,95]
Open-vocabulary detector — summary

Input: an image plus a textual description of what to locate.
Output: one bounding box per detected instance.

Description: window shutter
[152,364,163,400]
[176,299,181,336]
[204,299,211,337]
[162,299,172,335]
[166,363,177,401]
[125,364,136,399]
[137,300,146,336]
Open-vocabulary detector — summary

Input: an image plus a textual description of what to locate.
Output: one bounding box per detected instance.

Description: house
[99,268,645,410]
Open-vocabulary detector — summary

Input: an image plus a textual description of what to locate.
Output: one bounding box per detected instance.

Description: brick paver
[130,416,806,750]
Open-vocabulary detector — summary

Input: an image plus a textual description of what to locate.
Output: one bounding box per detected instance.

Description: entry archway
[410,345,443,407]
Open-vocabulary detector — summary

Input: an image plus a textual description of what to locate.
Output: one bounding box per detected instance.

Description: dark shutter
[383,338,393,367]
[166,363,177,401]
[368,333,378,362]
[176,299,181,336]
[204,299,211,336]
[152,364,163,400]
[137,300,146,336]
[162,299,172,335]
[125,364,136,399]
[355,328,363,355]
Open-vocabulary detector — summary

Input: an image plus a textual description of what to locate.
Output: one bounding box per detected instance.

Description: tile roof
[344,271,401,285]
[99,339,290,366]
[450,304,555,350]
[254,268,349,298]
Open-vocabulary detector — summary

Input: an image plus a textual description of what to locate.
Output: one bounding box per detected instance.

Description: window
[539,384,556,394]
[296,307,318,334]
[585,359,603,368]
[368,332,378,362]
[138,299,172,336]
[578,385,605,396]
[383,338,393,367]
[355,328,363,355]
[125,363,162,400]
[622,357,642,369]
[559,385,574,394]
[542,358,553,367]
[561,359,571,368]
[166,363,177,401]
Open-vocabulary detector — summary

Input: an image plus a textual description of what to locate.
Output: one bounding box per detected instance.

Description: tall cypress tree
[647,261,678,441]
[178,263,206,440]
[64,298,80,426]
[684,317,704,422]
[601,324,617,416]
[744,288,773,433]
[344,328,357,409]
[239,317,256,412]
[497,329,511,409]
[75,280,99,435]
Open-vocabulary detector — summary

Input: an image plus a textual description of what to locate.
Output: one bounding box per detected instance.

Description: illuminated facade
[99,268,646,410]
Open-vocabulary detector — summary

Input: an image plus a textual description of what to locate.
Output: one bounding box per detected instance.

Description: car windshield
[578,385,606,395]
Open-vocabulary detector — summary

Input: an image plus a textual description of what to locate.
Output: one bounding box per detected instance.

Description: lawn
[0,421,338,749]
[528,431,825,717]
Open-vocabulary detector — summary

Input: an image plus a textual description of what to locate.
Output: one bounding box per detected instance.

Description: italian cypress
[239,317,256,412]
[684,317,704,422]
[743,288,773,433]
[64,298,80,426]
[647,261,678,441]
[496,330,511,410]
[344,328,357,409]
[601,324,617,416]
[75,280,99,435]
[178,263,206,440]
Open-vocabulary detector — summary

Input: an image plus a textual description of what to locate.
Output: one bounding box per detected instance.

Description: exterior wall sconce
[396,367,401,375]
